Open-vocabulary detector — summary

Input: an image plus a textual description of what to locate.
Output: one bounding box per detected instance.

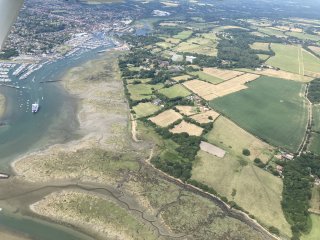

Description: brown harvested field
[176,105,198,116]
[183,73,260,100]
[170,121,204,136]
[203,68,244,80]
[309,46,320,55]
[241,68,313,82]
[200,141,226,158]
[149,109,182,127]
[191,110,220,124]
[172,74,193,82]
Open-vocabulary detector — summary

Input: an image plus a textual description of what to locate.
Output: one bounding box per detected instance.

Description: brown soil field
[170,121,203,136]
[149,109,182,127]
[190,110,220,124]
[203,68,244,80]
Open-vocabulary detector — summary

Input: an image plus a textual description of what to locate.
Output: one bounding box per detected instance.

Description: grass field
[189,71,225,84]
[133,102,161,118]
[158,84,191,99]
[257,27,288,38]
[211,77,308,152]
[205,116,274,163]
[171,74,193,82]
[267,44,300,74]
[267,44,320,76]
[250,42,270,51]
[309,133,320,155]
[286,31,320,42]
[174,36,217,56]
[192,150,292,237]
[173,30,193,40]
[301,214,320,240]
[127,83,163,101]
[313,105,320,132]
[309,186,320,214]
[258,54,270,61]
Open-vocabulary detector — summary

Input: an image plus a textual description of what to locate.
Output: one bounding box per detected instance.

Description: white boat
[32,103,39,113]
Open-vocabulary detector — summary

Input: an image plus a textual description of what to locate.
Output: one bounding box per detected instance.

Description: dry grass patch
[203,68,244,80]
[240,68,313,82]
[183,73,260,100]
[192,151,292,238]
[170,121,203,136]
[205,116,274,163]
[149,109,182,127]
[176,105,198,116]
[190,110,220,124]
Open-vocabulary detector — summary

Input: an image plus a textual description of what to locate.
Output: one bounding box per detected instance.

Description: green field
[158,84,191,99]
[189,71,225,84]
[211,76,308,152]
[309,133,320,155]
[267,43,320,75]
[174,36,217,56]
[173,30,193,40]
[257,27,287,38]
[286,31,320,42]
[133,102,160,118]
[301,214,320,240]
[313,105,320,132]
[250,42,270,51]
[267,44,300,74]
[257,54,270,61]
[192,150,292,237]
[127,83,163,101]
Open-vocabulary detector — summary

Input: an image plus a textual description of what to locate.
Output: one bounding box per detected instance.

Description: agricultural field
[309,133,320,155]
[202,68,244,80]
[174,36,217,56]
[156,41,175,49]
[256,27,288,38]
[191,150,292,238]
[250,42,270,51]
[205,116,274,163]
[183,73,259,100]
[211,77,308,152]
[301,214,320,240]
[172,30,193,40]
[309,186,320,214]
[171,74,193,82]
[158,84,191,99]
[239,68,313,82]
[308,46,320,55]
[313,105,320,132]
[127,83,163,101]
[267,43,320,77]
[286,31,320,42]
[170,121,203,136]
[257,54,270,61]
[190,110,220,124]
[175,105,198,116]
[149,109,182,127]
[189,71,225,84]
[133,102,161,118]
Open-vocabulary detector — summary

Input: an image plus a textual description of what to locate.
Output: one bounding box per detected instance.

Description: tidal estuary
[0,46,113,239]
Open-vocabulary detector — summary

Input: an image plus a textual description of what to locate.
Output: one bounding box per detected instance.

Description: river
[0,44,114,239]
